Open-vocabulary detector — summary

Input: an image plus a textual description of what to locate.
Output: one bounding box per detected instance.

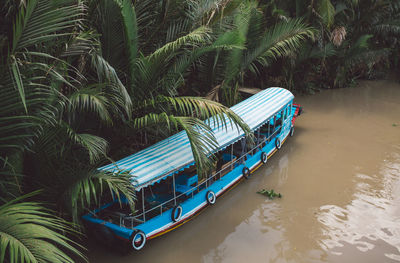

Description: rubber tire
[243,167,250,179]
[290,126,294,137]
[171,205,183,222]
[206,191,216,205]
[261,152,268,164]
[130,230,146,250]
[275,138,281,150]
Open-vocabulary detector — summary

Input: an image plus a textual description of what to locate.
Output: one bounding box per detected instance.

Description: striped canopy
[99,87,294,189]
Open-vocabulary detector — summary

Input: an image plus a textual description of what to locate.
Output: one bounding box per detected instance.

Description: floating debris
[257,189,282,199]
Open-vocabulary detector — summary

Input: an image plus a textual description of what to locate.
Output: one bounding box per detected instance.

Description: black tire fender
[261,152,268,164]
[130,229,146,250]
[171,205,183,222]
[242,167,250,179]
[275,138,281,150]
[206,190,216,205]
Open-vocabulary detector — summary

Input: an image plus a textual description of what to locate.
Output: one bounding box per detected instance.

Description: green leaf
[10,62,27,114]
[317,0,335,28]
[11,0,83,53]
[0,193,86,263]
[117,0,138,92]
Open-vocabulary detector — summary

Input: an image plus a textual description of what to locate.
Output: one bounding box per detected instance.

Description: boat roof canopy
[99,87,294,190]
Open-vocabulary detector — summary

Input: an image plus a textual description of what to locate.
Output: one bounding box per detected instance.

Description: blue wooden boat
[83,87,302,250]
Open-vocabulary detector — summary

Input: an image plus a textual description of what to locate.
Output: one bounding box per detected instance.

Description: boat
[83,87,302,251]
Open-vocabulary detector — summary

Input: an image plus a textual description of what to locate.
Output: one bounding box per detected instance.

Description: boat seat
[222,153,236,162]
[144,192,172,208]
[175,174,198,196]
[219,154,238,176]
[220,162,233,176]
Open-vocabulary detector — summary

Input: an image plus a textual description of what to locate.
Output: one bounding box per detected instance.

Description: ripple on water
[317,152,400,261]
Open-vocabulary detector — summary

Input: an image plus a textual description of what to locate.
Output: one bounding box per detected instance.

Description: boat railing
[121,122,289,229]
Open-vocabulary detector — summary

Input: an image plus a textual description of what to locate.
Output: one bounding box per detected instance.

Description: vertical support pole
[241,138,246,163]
[230,144,234,170]
[173,173,177,206]
[142,188,146,222]
[257,129,260,149]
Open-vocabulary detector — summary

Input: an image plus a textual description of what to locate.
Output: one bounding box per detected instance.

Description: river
[87,79,400,263]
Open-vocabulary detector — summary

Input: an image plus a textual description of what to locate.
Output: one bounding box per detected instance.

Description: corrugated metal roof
[99,87,294,189]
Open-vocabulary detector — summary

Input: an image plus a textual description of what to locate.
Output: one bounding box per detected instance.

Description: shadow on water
[87,79,400,263]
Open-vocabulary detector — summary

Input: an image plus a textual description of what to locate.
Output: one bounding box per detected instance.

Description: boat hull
[83,129,292,244]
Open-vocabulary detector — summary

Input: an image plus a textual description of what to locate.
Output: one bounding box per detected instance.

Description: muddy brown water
[87,79,400,263]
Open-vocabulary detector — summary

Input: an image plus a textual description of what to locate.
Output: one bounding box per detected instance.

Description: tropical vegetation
[0,0,399,261]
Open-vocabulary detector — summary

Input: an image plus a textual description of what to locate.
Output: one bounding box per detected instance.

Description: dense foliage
[0,0,399,261]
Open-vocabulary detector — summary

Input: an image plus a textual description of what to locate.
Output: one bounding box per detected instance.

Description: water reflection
[277,153,289,186]
[203,202,285,263]
[317,151,400,261]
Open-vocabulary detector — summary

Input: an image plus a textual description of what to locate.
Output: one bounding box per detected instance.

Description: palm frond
[223,2,253,86]
[0,116,42,153]
[9,60,27,113]
[0,193,86,263]
[62,123,108,164]
[155,42,242,95]
[133,113,218,175]
[136,96,249,134]
[0,156,24,203]
[0,73,58,154]
[345,34,373,59]
[244,18,315,72]
[11,0,84,53]
[132,95,252,175]
[345,48,390,68]
[31,121,108,166]
[91,0,126,71]
[296,42,337,63]
[146,26,212,62]
[62,169,135,224]
[69,86,113,125]
[112,0,138,93]
[185,0,234,26]
[61,31,99,57]
[90,53,132,118]
[165,20,191,43]
[372,20,400,37]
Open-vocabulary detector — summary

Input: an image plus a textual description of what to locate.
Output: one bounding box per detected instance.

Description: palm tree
[324,0,400,86]
[257,0,400,90]
[187,1,315,105]
[0,0,135,260]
